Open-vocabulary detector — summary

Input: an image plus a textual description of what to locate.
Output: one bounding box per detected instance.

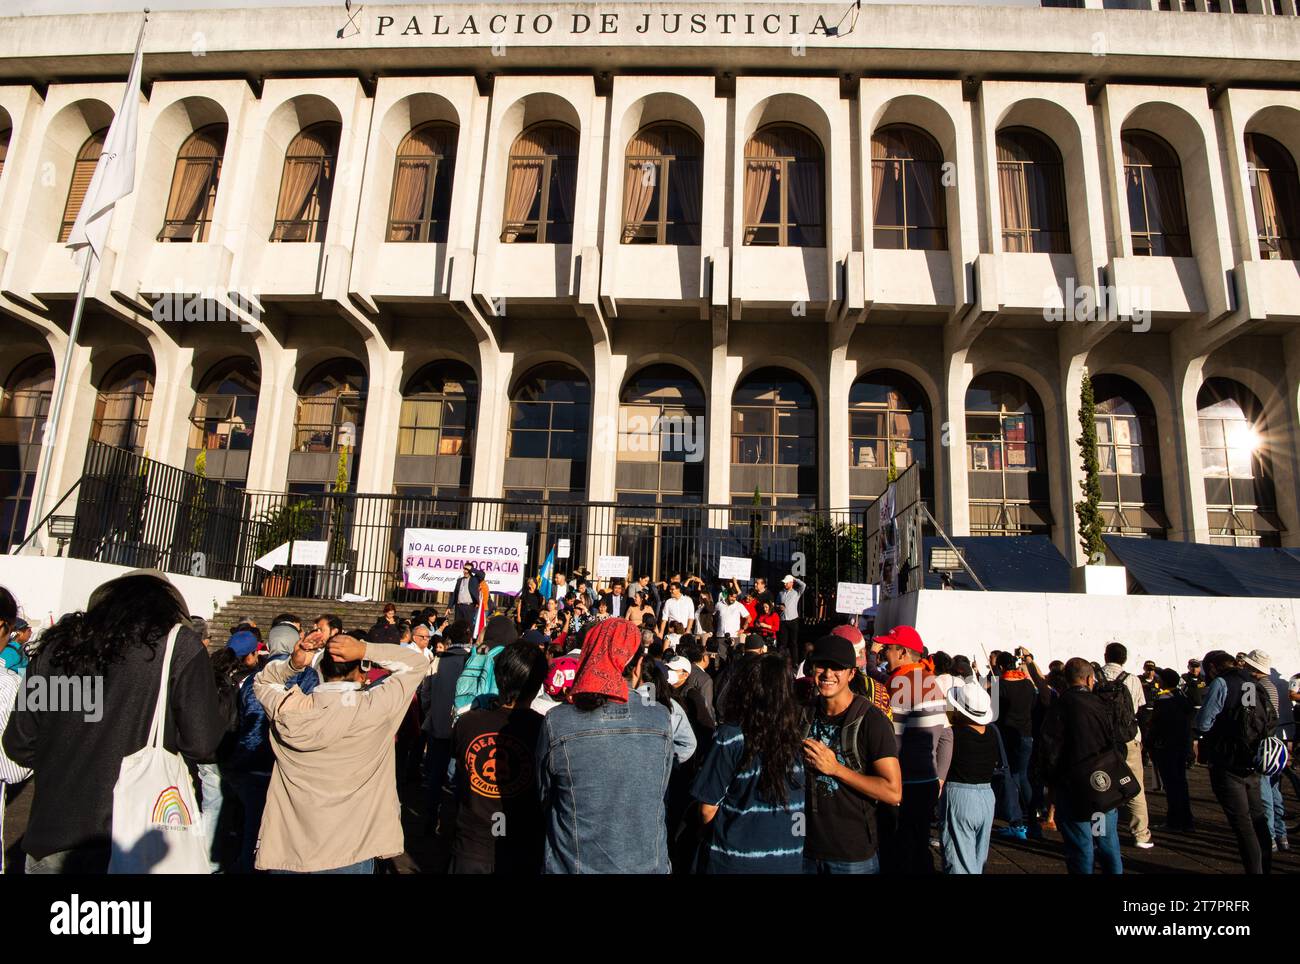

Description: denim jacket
[536,696,674,874]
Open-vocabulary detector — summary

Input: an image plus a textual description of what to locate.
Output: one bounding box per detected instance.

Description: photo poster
[402,528,528,595]
[879,482,899,599]
[718,555,752,582]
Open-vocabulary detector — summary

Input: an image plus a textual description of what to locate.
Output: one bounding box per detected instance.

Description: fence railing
[63,443,870,621]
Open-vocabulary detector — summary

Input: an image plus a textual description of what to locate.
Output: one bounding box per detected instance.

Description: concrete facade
[0,2,1298,566]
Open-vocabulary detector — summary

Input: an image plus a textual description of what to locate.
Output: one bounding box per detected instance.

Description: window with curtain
[91,355,154,454]
[398,360,478,458]
[271,122,341,242]
[508,363,590,498]
[621,123,703,246]
[59,127,108,243]
[965,372,1051,536]
[1246,133,1300,261]
[848,370,932,503]
[731,368,817,505]
[1122,131,1191,257]
[1091,374,1168,539]
[501,123,579,244]
[387,122,458,243]
[743,125,825,247]
[0,355,53,448]
[294,359,366,457]
[871,125,947,251]
[189,357,259,453]
[1198,378,1280,547]
[996,127,1070,254]
[158,124,227,243]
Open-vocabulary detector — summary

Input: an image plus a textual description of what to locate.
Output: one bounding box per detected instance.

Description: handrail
[12,478,82,555]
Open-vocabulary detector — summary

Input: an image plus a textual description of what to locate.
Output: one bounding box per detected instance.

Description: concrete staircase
[208,595,408,645]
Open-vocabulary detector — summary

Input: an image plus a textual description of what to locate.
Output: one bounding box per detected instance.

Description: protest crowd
[0,564,1297,876]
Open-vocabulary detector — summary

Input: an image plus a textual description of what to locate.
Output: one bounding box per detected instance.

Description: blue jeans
[1057,801,1123,874]
[196,762,224,874]
[224,770,270,874]
[802,853,880,874]
[942,782,995,874]
[1005,731,1034,826]
[271,858,374,875]
[1260,772,1286,841]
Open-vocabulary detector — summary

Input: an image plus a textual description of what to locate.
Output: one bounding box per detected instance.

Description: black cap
[742,633,768,652]
[808,635,856,670]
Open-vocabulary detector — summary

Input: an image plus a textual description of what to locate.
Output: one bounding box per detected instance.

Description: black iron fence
[63,443,871,622]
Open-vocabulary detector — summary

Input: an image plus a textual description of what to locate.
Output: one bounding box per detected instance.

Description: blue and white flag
[538,545,556,599]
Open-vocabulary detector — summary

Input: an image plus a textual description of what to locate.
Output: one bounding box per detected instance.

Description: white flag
[66,18,146,261]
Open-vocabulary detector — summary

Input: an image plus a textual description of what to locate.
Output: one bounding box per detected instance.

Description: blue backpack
[453,646,503,715]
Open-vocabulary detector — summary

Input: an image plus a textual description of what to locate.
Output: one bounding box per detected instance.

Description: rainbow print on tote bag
[108,624,209,874]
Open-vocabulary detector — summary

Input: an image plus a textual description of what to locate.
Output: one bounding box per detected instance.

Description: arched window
[59,127,108,243]
[871,125,947,251]
[387,122,457,243]
[616,365,705,500]
[395,361,478,496]
[1246,133,1300,261]
[294,359,365,457]
[0,126,9,183]
[743,125,825,247]
[189,357,258,454]
[965,372,1051,536]
[0,355,54,447]
[501,123,579,244]
[507,363,590,498]
[1198,378,1281,546]
[159,124,227,242]
[622,124,703,246]
[731,368,817,506]
[849,370,931,506]
[996,127,1069,254]
[271,122,341,242]
[1122,131,1190,257]
[92,355,154,454]
[1091,375,1168,539]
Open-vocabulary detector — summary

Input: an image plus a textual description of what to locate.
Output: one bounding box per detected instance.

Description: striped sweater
[888,663,953,784]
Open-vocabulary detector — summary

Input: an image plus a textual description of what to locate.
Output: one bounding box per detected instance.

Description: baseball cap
[665,655,692,686]
[808,635,857,670]
[782,574,795,584]
[226,630,260,659]
[1142,660,1158,671]
[872,624,924,654]
[522,629,551,647]
[742,633,768,652]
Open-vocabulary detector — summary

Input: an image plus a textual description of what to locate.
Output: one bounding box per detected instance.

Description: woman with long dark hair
[690,652,805,873]
[2,570,225,874]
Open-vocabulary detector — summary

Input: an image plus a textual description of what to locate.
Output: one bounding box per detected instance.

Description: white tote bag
[109,624,210,874]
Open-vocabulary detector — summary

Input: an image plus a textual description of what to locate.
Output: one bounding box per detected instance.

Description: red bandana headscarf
[571,618,643,704]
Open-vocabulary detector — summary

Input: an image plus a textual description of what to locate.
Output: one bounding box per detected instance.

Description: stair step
[207,595,436,646]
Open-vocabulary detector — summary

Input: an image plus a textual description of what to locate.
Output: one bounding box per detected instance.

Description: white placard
[836,581,879,616]
[597,554,629,579]
[402,528,528,596]
[557,538,571,559]
[253,540,329,571]
[718,555,752,581]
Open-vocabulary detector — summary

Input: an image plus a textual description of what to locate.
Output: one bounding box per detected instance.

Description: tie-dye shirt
[690,724,805,874]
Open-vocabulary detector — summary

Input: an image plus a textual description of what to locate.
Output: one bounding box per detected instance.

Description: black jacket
[599,592,630,619]
[2,625,225,860]
[1148,691,1195,756]
[453,572,484,606]
[678,665,716,744]
[1031,686,1119,788]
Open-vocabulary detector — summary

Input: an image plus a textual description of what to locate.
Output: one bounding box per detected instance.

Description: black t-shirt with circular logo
[451,704,545,871]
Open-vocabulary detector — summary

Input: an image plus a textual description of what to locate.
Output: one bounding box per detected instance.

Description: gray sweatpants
[942,781,995,874]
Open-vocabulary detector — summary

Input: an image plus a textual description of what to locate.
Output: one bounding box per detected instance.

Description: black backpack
[1215,674,1275,771]
[1094,671,1139,745]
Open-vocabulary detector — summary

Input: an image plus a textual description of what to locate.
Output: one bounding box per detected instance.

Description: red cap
[872,624,924,654]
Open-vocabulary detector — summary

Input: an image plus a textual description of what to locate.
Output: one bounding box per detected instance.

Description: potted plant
[253,499,315,597]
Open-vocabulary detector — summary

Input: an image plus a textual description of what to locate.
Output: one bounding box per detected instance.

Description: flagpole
[24,10,148,550]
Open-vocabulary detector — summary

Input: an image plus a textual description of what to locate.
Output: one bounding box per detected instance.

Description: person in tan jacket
[252,631,427,873]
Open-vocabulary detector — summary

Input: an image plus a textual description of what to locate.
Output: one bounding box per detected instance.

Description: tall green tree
[1075,372,1107,560]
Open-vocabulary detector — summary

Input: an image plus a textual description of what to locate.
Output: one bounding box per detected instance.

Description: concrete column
[941,344,972,536]
[706,334,737,511]
[586,340,625,503]
[246,340,298,493]
[1059,350,1089,566]
[1171,351,1211,543]
[1274,330,1300,547]
[144,342,197,471]
[469,339,512,500]
[826,338,853,510]
[354,338,404,496]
